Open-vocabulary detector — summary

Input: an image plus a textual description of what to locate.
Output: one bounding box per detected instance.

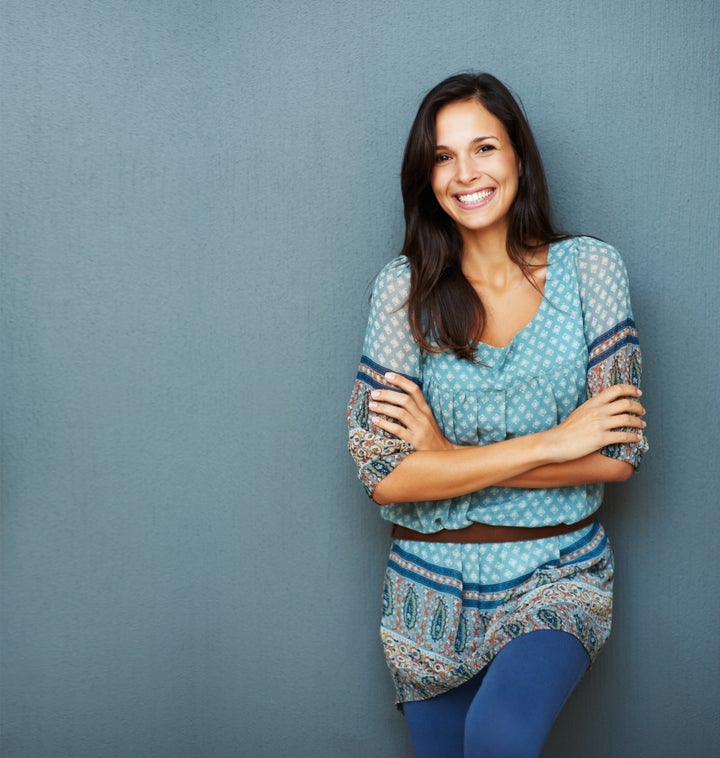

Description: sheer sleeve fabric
[346,257,421,498]
[577,239,649,468]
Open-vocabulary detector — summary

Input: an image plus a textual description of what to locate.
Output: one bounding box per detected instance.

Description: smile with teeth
[457,188,495,205]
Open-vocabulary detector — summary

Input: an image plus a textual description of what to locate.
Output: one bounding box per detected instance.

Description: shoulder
[564,236,630,289]
[372,255,411,301]
[376,255,410,284]
[567,236,627,273]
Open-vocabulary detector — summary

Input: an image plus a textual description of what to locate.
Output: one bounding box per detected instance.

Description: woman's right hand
[369,372,456,452]
[544,384,646,462]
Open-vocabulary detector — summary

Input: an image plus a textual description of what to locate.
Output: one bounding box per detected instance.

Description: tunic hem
[380,521,614,705]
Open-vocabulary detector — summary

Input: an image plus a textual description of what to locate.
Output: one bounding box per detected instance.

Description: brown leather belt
[390,513,598,544]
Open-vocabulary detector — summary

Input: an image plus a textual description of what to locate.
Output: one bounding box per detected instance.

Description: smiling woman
[346,73,648,758]
[431,100,521,243]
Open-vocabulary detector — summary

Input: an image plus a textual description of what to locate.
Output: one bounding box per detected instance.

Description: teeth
[458,189,493,204]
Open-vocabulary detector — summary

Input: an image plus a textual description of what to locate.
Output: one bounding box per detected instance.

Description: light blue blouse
[347,237,648,533]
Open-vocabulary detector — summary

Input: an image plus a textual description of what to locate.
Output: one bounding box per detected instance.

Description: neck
[460,224,517,285]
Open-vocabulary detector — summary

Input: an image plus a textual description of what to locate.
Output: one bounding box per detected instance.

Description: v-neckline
[475,241,556,352]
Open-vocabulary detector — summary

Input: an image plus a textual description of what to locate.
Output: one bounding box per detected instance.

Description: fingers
[369,398,411,425]
[369,395,425,445]
[590,386,646,418]
[594,384,642,401]
[554,382,648,460]
[369,387,411,419]
[369,372,428,419]
[385,371,434,414]
[619,399,645,416]
[368,374,420,433]
[370,413,410,440]
[605,429,646,444]
[610,413,647,430]
[369,372,452,451]
[383,371,418,392]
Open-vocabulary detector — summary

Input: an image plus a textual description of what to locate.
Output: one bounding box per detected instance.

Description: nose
[454,154,479,184]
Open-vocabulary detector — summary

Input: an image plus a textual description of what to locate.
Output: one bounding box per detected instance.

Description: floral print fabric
[346,237,648,532]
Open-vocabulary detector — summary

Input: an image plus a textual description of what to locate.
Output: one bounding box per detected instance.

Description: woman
[346,73,648,757]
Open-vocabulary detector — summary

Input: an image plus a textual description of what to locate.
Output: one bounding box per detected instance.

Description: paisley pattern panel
[381,523,614,704]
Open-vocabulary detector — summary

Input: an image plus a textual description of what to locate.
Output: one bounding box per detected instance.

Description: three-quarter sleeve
[577,239,649,468]
[346,257,422,498]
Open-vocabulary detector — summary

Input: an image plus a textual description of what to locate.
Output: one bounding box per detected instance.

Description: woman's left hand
[369,372,456,452]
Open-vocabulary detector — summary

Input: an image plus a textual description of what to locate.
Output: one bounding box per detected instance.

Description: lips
[456,188,495,206]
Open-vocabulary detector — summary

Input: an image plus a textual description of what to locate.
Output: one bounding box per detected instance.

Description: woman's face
[430,98,521,242]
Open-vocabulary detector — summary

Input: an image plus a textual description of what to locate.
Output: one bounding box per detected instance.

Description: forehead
[434,99,509,144]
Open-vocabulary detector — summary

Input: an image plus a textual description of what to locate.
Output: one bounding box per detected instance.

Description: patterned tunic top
[346,236,648,703]
[347,237,648,532]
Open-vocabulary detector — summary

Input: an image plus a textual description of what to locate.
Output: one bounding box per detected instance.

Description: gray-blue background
[2,1,718,756]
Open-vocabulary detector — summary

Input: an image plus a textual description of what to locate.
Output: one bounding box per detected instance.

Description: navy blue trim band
[386,558,463,599]
[587,335,639,370]
[461,570,535,596]
[559,519,600,556]
[587,318,636,354]
[359,355,422,388]
[390,543,463,582]
[356,371,392,390]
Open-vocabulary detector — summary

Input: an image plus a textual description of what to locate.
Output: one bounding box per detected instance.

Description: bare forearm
[497,452,634,488]
[369,381,644,505]
[372,432,557,505]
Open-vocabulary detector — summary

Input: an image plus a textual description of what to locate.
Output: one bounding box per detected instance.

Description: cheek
[505,161,521,196]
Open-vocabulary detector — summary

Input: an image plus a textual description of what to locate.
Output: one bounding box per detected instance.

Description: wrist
[532,429,565,465]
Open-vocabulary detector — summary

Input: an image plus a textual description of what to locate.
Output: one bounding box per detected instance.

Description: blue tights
[402,630,590,758]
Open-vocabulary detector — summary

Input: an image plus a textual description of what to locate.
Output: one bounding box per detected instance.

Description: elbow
[372,482,392,506]
[371,462,410,505]
[612,461,635,482]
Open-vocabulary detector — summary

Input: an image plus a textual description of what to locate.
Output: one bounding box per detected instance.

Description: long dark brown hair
[401,72,569,361]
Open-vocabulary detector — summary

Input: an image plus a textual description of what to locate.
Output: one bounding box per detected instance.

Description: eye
[434,153,451,164]
[477,144,496,154]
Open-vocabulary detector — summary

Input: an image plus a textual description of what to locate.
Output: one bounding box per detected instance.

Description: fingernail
[371,390,379,399]
[637,389,643,396]
[369,401,377,410]
[385,372,395,382]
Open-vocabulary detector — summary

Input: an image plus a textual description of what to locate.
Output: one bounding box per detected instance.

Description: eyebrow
[435,135,500,150]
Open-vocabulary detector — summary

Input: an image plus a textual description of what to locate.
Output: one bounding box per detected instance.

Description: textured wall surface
[2,1,718,756]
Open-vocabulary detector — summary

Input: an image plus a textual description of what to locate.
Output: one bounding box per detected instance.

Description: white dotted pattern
[349,237,646,531]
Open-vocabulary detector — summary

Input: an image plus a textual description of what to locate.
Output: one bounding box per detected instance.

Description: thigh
[464,630,590,758]
[403,671,486,758]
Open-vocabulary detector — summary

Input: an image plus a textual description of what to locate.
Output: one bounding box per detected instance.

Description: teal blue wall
[2,2,718,756]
